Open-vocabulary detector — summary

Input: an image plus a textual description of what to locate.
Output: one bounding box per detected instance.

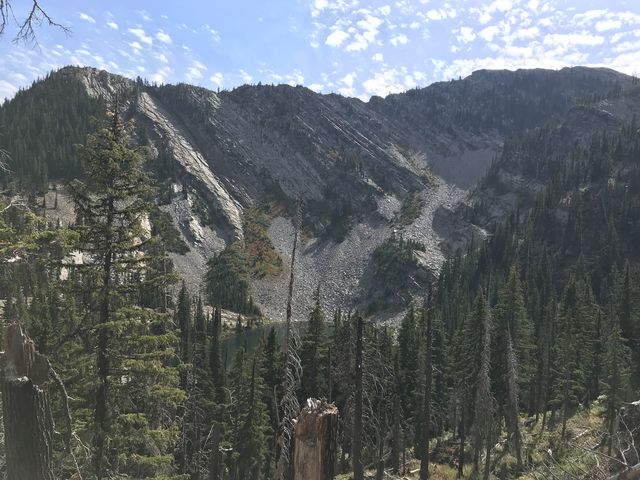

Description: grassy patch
[243,205,283,278]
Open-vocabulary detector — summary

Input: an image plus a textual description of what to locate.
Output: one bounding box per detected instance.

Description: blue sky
[1,0,640,101]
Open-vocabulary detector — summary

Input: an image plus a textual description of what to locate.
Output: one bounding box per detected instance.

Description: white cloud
[312,0,329,17]
[390,33,408,46]
[156,31,172,44]
[78,12,96,24]
[528,0,540,13]
[308,83,324,92]
[543,32,605,48]
[572,10,608,26]
[239,69,253,84]
[345,15,383,51]
[362,68,411,97]
[341,72,357,87]
[151,67,172,84]
[138,10,152,22]
[595,19,622,32]
[154,52,169,63]
[372,52,384,62]
[613,39,640,53]
[457,26,476,44]
[129,28,153,46]
[203,24,221,42]
[106,21,118,30]
[326,30,349,47]
[210,72,224,87]
[515,26,539,40]
[0,80,18,100]
[426,9,443,21]
[186,64,206,83]
[378,5,391,16]
[478,25,500,42]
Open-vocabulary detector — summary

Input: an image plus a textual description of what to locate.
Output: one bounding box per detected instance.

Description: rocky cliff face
[5,65,637,320]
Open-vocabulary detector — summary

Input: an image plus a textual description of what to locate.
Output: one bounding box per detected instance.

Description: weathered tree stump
[0,323,54,480]
[291,399,338,480]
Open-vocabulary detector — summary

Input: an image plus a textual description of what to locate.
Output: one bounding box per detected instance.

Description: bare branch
[0,0,70,44]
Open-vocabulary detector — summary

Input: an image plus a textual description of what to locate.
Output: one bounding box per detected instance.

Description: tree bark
[291,399,338,480]
[0,323,54,480]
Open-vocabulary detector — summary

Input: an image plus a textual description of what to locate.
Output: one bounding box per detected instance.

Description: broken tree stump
[291,398,338,480]
[0,323,54,480]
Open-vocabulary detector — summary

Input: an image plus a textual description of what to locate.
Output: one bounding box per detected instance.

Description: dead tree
[276,203,303,480]
[0,323,54,480]
[291,399,338,480]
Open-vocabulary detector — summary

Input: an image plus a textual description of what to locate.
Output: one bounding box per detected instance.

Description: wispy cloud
[156,31,173,44]
[129,28,153,46]
[78,12,96,24]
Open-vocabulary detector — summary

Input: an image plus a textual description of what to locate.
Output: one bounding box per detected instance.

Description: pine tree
[492,266,535,414]
[601,303,631,455]
[397,305,421,450]
[471,295,495,480]
[299,285,328,402]
[260,326,283,478]
[209,307,225,404]
[69,109,183,478]
[235,357,269,480]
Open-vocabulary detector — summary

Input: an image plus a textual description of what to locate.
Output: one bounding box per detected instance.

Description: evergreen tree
[299,286,328,402]
[69,110,183,478]
[601,303,631,455]
[260,326,283,478]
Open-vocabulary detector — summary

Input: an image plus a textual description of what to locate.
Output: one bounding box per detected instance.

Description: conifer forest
[1,1,640,479]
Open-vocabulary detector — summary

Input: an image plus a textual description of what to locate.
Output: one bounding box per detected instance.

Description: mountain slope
[1,65,636,319]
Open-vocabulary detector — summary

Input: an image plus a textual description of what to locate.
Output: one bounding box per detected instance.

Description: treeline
[0,69,104,191]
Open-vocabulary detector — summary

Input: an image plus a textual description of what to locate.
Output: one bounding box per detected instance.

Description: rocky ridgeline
[30,66,640,320]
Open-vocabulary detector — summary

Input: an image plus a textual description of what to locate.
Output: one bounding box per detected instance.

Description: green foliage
[67,111,182,478]
[243,205,283,277]
[394,191,424,226]
[0,69,104,190]
[204,243,261,315]
[364,235,427,313]
[299,287,328,403]
[150,207,189,254]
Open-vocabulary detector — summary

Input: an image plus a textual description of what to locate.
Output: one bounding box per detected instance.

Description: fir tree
[299,285,328,402]
[69,109,183,478]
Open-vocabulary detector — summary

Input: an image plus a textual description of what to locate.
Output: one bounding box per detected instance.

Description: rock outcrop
[8,65,638,320]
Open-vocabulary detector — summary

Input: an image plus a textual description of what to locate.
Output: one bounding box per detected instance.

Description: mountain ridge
[1,64,637,320]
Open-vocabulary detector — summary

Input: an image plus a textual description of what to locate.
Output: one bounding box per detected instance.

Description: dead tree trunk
[0,323,54,480]
[292,399,338,480]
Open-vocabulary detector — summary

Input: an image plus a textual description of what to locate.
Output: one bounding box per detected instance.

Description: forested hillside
[0,65,639,479]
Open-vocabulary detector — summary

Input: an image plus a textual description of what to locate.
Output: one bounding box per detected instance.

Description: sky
[1,0,640,101]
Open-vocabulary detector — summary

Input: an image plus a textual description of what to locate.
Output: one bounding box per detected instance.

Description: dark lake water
[221,322,287,369]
